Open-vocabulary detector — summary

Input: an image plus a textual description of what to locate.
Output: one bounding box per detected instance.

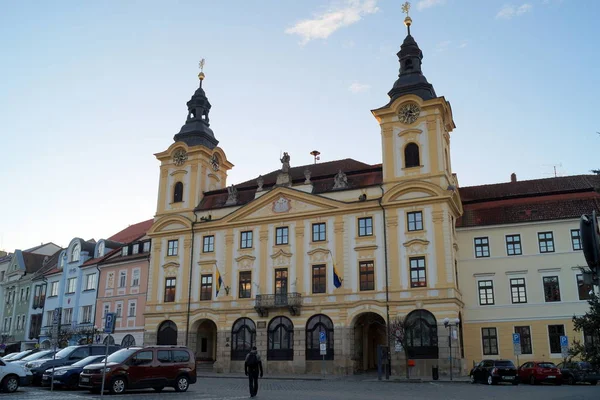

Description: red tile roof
[196,159,382,211]
[108,219,153,243]
[457,175,600,228]
[81,247,121,267]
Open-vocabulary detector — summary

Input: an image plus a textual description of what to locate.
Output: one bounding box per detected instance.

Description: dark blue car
[41,355,105,389]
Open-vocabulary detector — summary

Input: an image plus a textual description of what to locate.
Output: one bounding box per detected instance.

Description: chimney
[511,173,517,183]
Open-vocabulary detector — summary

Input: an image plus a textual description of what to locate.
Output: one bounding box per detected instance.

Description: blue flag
[333,263,342,288]
[216,267,224,297]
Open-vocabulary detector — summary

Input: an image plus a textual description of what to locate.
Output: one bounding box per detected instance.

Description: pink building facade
[95,236,151,347]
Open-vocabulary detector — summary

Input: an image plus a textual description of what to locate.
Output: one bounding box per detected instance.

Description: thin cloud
[348,82,371,93]
[285,0,379,46]
[435,40,452,52]
[458,41,468,49]
[416,0,446,10]
[496,3,533,19]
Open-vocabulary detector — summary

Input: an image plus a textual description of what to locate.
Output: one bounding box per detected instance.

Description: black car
[557,361,600,385]
[26,344,120,385]
[470,359,519,385]
[41,355,106,389]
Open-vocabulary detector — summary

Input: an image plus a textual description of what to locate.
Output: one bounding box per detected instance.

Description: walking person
[244,346,263,397]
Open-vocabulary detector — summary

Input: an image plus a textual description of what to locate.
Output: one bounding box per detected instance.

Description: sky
[1,0,599,252]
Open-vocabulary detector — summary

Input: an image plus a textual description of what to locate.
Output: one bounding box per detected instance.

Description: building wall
[458,218,592,368]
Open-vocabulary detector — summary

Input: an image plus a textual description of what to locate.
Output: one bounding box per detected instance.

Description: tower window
[173,182,183,203]
[404,59,413,71]
[404,143,420,168]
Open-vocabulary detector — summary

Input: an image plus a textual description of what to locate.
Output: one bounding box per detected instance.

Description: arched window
[305,314,334,360]
[122,334,136,347]
[97,241,105,257]
[157,320,178,345]
[103,335,115,345]
[71,243,81,262]
[404,143,420,168]
[173,182,184,203]
[404,59,413,71]
[267,316,294,361]
[405,309,438,359]
[231,318,256,360]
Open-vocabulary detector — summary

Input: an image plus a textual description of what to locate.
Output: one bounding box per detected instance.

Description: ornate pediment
[235,255,256,270]
[307,247,330,263]
[403,238,430,255]
[270,249,293,266]
[162,262,180,277]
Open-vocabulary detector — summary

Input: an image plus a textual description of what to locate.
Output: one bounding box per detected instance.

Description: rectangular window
[128,301,136,317]
[33,285,41,308]
[122,246,129,256]
[50,281,59,296]
[26,287,29,300]
[275,227,289,245]
[240,231,253,249]
[312,223,326,242]
[103,304,110,318]
[478,280,494,305]
[20,288,24,302]
[407,211,423,231]
[63,308,73,324]
[543,276,561,302]
[409,257,427,288]
[164,278,176,303]
[474,237,490,258]
[45,311,54,326]
[66,277,77,294]
[358,217,373,237]
[238,271,251,299]
[81,305,92,323]
[538,232,555,253]
[359,261,375,291]
[119,271,127,288]
[274,269,288,295]
[167,239,179,256]
[482,327,498,355]
[514,326,532,354]
[202,235,214,253]
[577,274,593,300]
[132,269,140,287]
[548,325,565,354]
[132,243,139,255]
[143,241,151,253]
[510,278,527,303]
[571,229,582,251]
[115,303,122,318]
[584,329,599,348]
[312,265,326,294]
[85,273,97,291]
[200,274,213,301]
[506,234,522,256]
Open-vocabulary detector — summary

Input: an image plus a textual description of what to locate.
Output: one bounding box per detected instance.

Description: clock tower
[372,9,455,189]
[153,66,233,218]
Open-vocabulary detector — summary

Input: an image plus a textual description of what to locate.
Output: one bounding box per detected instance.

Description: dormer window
[71,244,80,262]
[132,244,139,255]
[143,241,151,253]
[122,247,129,257]
[97,242,105,257]
[173,182,183,203]
[404,142,420,168]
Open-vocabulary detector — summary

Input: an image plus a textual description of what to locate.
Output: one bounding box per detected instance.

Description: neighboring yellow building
[457,174,600,369]
[144,15,466,377]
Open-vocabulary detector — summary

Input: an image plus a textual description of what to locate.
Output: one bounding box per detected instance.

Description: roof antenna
[310,150,321,164]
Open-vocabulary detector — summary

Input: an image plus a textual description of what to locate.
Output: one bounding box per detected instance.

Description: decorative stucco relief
[162,262,180,277]
[270,249,293,266]
[403,238,430,255]
[235,255,256,270]
[198,259,217,274]
[307,248,330,263]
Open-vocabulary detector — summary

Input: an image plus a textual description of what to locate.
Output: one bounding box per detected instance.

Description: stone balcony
[254,292,302,317]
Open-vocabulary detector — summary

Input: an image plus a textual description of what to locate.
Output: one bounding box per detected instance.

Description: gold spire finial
[401,2,412,33]
[198,58,206,81]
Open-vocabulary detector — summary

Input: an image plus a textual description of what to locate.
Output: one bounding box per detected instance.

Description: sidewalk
[196,371,470,383]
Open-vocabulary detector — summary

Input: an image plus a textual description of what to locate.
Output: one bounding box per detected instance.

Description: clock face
[398,103,421,125]
[210,154,220,171]
[173,149,188,166]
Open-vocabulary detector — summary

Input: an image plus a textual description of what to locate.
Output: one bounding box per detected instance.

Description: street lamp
[443,317,460,381]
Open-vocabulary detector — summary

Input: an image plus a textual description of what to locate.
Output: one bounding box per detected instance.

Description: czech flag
[333,262,343,288]
[216,267,224,297]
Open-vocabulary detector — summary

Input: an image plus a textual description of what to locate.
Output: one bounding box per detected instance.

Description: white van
[0,357,31,393]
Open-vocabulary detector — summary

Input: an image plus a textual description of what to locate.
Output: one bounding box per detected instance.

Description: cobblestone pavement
[15,378,600,399]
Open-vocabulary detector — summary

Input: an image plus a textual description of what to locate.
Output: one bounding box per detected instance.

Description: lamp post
[443,317,460,381]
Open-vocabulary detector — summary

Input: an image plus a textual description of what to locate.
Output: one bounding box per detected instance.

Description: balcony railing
[254,292,302,317]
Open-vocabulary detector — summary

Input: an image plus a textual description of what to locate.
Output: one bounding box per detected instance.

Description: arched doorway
[352,312,386,372]
[195,319,217,361]
[121,334,136,348]
[157,320,178,345]
[405,309,439,359]
[231,318,256,360]
[103,335,115,345]
[40,340,51,350]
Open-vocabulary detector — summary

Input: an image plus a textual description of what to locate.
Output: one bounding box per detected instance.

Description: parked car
[518,361,562,385]
[26,344,120,385]
[2,350,35,362]
[1,353,20,361]
[12,350,57,367]
[470,359,519,385]
[41,355,106,389]
[0,358,32,393]
[557,361,599,385]
[79,346,197,394]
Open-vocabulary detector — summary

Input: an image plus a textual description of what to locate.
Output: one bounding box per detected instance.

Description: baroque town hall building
[145,16,464,376]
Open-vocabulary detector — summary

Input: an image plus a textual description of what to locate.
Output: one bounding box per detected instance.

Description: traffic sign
[319,343,327,355]
[319,331,326,344]
[512,333,521,345]
[560,336,568,347]
[104,312,116,334]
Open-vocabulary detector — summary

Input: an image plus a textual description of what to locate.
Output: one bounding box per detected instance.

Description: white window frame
[66,277,77,293]
[128,300,137,317]
[103,303,110,319]
[115,302,123,318]
[118,271,127,288]
[63,308,73,324]
[51,281,59,296]
[142,241,151,253]
[98,242,105,257]
[540,270,562,303]
[131,268,141,287]
[81,305,92,323]
[132,243,139,255]
[508,274,528,304]
[476,277,495,306]
[85,273,97,291]
[71,244,81,262]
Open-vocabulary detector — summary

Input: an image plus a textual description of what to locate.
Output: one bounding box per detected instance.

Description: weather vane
[401,2,412,34]
[198,58,206,82]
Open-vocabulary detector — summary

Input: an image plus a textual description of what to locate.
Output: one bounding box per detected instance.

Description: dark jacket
[244,350,263,376]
